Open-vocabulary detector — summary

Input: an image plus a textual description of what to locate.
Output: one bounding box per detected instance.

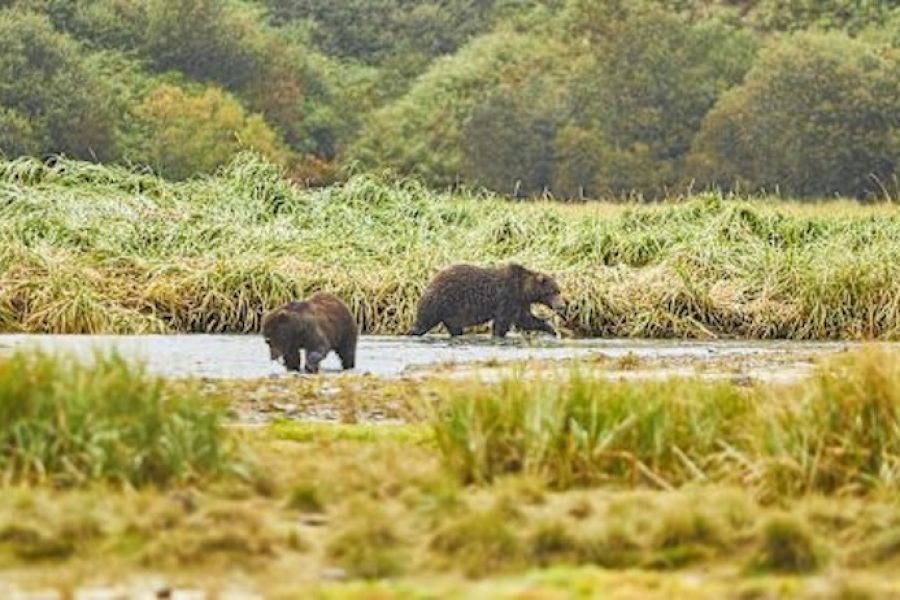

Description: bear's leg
[407,324,429,336]
[407,313,441,336]
[492,319,510,338]
[443,321,464,337]
[305,342,331,373]
[336,342,356,370]
[304,349,328,374]
[283,346,302,372]
[516,312,556,335]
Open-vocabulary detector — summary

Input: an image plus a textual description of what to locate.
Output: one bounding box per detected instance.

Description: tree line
[1,0,898,199]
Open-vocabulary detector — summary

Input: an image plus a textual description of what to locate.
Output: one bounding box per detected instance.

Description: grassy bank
[432,346,900,496]
[2,154,900,339]
[2,347,900,596]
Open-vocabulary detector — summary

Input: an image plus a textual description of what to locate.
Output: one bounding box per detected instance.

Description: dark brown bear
[262,293,358,373]
[407,263,565,338]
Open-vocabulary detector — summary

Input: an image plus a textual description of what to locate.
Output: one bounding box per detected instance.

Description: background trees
[0,0,898,198]
[0,9,117,160]
[689,33,900,198]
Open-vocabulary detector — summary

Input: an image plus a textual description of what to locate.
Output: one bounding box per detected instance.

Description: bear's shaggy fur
[407,263,565,337]
[262,293,358,373]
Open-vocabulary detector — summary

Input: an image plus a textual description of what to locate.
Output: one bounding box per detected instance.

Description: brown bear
[407,263,565,338]
[262,293,358,373]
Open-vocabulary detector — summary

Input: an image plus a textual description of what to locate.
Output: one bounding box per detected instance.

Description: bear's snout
[548,294,566,312]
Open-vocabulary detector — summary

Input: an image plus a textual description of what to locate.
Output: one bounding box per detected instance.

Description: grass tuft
[429,506,524,578]
[326,503,409,579]
[751,513,825,574]
[0,350,229,487]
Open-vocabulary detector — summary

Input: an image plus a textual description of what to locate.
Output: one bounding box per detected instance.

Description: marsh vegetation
[2,347,900,597]
[3,156,900,341]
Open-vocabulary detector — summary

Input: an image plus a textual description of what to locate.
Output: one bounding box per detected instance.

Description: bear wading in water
[407,263,565,338]
[262,293,358,373]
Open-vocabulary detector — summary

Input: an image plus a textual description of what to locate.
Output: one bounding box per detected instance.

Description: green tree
[461,78,561,197]
[563,4,757,197]
[0,8,117,160]
[6,0,148,50]
[134,84,286,179]
[264,0,495,65]
[689,32,900,198]
[143,0,263,90]
[0,107,40,157]
[351,29,563,186]
[751,0,895,34]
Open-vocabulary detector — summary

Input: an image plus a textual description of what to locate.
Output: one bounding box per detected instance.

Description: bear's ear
[265,309,292,328]
[508,263,528,277]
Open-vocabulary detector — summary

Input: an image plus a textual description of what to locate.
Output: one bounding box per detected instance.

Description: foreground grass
[3,348,900,597]
[432,346,900,496]
[0,352,229,486]
[2,154,900,338]
[4,428,900,598]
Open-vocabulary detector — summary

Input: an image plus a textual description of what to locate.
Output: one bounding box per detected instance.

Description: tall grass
[431,347,900,495]
[0,351,229,486]
[3,153,900,337]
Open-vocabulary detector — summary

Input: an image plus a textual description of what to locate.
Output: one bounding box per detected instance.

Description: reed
[0,351,229,486]
[2,153,900,339]
[431,346,900,495]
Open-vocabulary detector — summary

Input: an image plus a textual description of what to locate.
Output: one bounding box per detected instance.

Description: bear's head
[510,264,565,311]
[261,309,290,361]
[262,302,310,362]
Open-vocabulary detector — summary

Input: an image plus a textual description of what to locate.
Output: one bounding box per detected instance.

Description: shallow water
[0,333,854,379]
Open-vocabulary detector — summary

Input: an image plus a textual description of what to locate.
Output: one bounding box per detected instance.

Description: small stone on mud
[320,568,347,581]
[301,513,329,526]
[11,590,62,600]
[730,374,753,387]
[73,589,128,600]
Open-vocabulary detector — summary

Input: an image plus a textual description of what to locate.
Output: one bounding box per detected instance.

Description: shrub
[690,32,900,198]
[432,346,900,495]
[751,513,824,573]
[429,506,524,577]
[326,503,408,578]
[563,4,758,198]
[431,372,751,488]
[0,8,117,160]
[135,84,286,179]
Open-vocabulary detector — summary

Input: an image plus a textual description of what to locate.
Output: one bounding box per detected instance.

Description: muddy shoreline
[0,333,855,380]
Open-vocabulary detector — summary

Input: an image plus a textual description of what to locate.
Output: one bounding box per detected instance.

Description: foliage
[134,84,286,179]
[460,77,561,197]
[0,0,898,197]
[561,4,758,197]
[3,156,900,337]
[750,0,898,34]
[0,351,229,486]
[690,32,900,198]
[351,28,563,186]
[142,0,263,90]
[0,8,117,160]
[263,0,497,81]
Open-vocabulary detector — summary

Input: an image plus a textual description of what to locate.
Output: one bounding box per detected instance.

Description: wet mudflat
[0,333,855,380]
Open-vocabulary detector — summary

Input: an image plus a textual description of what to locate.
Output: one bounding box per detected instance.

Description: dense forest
[0,0,898,199]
